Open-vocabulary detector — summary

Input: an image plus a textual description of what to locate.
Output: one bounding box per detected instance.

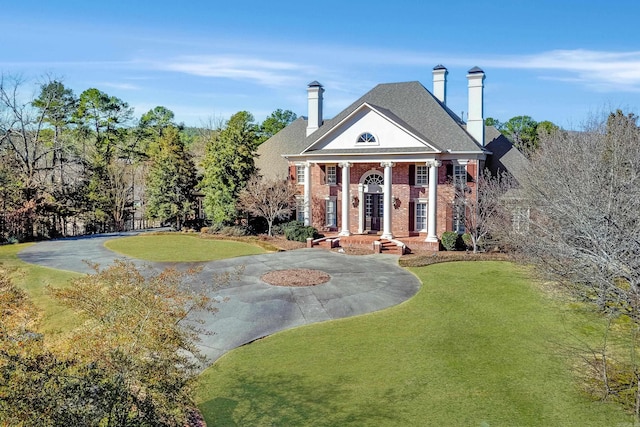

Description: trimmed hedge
[281,221,322,242]
[441,231,459,251]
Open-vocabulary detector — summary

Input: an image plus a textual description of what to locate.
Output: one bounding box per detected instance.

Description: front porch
[307,232,441,255]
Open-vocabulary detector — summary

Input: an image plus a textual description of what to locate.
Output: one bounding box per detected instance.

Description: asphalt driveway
[18,233,421,364]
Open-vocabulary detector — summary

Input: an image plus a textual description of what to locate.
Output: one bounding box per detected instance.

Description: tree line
[0,75,296,243]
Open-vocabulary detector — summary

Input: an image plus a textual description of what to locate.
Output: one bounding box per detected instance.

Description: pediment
[302,103,440,153]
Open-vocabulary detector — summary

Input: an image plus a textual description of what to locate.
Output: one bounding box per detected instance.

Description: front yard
[197,261,632,426]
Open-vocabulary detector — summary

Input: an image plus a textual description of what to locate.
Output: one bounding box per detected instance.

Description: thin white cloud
[157,55,314,87]
[98,81,140,91]
[474,49,640,92]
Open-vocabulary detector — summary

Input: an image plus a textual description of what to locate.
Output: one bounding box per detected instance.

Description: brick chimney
[306,81,324,136]
[432,64,448,105]
[466,66,485,146]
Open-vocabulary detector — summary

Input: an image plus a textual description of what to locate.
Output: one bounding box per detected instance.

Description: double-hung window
[416,202,427,231]
[296,165,305,184]
[325,198,336,227]
[452,201,466,234]
[326,165,337,185]
[296,197,305,222]
[453,164,466,190]
[416,165,428,186]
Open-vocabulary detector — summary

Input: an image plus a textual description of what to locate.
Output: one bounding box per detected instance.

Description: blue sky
[3,0,639,129]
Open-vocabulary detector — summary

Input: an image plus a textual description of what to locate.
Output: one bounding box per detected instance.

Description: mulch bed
[261,269,331,287]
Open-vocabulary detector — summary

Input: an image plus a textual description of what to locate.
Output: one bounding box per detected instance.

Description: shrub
[283,221,322,242]
[441,231,459,251]
[461,233,473,250]
[220,225,252,237]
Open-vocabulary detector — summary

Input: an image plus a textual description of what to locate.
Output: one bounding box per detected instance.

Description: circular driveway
[18,234,421,364]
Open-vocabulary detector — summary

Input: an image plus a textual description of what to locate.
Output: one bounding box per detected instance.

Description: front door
[365,193,384,232]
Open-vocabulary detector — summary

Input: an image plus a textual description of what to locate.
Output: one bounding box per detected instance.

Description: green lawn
[196,261,632,426]
[104,234,268,262]
[0,243,80,335]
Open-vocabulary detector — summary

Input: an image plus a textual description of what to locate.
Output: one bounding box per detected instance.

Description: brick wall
[294,160,479,238]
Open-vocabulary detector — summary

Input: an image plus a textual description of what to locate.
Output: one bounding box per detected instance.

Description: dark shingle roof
[302,81,483,153]
[255,117,308,179]
[256,81,486,178]
[484,126,529,184]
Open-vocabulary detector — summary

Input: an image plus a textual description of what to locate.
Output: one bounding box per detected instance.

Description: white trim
[325,197,337,228]
[355,131,379,146]
[325,164,337,185]
[301,103,443,153]
[415,164,429,186]
[414,199,428,232]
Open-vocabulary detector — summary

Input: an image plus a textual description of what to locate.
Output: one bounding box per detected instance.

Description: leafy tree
[258,109,297,144]
[74,89,135,232]
[1,262,215,426]
[200,111,258,224]
[484,117,504,130]
[32,80,77,185]
[139,106,176,137]
[74,88,133,164]
[502,115,539,154]
[145,126,197,229]
[536,120,559,138]
[237,174,297,236]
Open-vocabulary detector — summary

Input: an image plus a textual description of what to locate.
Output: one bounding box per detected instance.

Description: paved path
[18,234,421,364]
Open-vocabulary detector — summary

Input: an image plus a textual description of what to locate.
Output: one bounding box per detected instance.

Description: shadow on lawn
[199,371,409,426]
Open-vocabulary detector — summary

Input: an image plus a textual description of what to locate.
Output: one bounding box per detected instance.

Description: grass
[0,243,80,335]
[104,233,268,262]
[196,261,633,426]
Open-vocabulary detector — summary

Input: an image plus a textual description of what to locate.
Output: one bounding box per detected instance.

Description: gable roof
[302,81,483,155]
[484,126,529,184]
[255,80,488,177]
[255,117,308,179]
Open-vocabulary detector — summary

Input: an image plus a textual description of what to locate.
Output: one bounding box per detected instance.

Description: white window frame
[326,165,337,185]
[296,165,305,184]
[356,132,379,146]
[415,165,428,186]
[453,164,466,190]
[415,200,427,231]
[295,196,305,223]
[452,200,466,234]
[511,206,530,233]
[325,197,337,227]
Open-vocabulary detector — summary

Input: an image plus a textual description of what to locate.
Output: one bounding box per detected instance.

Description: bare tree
[513,110,640,415]
[237,175,297,236]
[460,169,516,253]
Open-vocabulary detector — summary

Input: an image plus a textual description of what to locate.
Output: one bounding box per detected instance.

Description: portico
[289,158,444,243]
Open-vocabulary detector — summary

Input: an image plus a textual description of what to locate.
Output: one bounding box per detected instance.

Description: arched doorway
[361,171,384,233]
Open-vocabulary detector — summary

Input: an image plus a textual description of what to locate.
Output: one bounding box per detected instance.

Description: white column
[303,162,311,226]
[426,160,441,242]
[381,161,394,240]
[357,184,365,234]
[339,162,351,236]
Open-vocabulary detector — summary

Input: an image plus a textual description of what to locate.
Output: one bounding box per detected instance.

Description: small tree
[461,170,516,253]
[237,175,297,236]
[145,126,197,229]
[200,111,258,224]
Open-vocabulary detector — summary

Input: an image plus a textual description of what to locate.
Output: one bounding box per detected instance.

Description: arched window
[357,132,376,143]
[363,173,383,185]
